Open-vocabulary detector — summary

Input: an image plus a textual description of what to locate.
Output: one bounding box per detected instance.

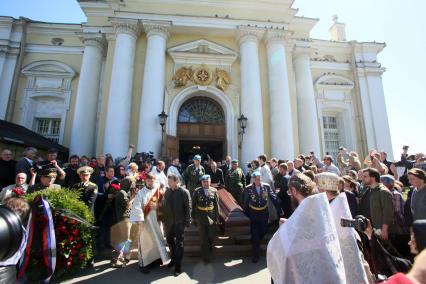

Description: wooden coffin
[217,187,250,235]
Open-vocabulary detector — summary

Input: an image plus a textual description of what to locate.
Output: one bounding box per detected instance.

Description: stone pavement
[61,256,271,284]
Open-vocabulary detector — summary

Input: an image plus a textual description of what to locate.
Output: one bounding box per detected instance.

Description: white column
[265,30,294,159]
[0,52,18,119]
[237,27,265,165]
[70,35,106,156]
[358,67,394,159]
[137,22,170,156]
[293,46,321,155]
[103,20,139,157]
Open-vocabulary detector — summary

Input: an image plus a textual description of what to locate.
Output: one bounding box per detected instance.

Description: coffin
[217,187,250,235]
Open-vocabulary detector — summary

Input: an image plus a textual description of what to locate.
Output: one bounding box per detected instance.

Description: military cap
[252,171,261,178]
[77,166,94,175]
[315,172,339,192]
[41,167,57,177]
[193,155,202,161]
[408,168,426,182]
[200,174,211,181]
[231,159,239,164]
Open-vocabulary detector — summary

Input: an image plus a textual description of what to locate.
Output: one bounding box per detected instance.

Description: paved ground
[61,255,270,284]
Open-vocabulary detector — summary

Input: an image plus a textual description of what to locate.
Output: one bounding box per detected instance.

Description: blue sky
[1,0,425,159]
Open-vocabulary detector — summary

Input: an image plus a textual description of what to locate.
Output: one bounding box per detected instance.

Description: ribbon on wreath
[18,195,56,283]
[143,187,163,217]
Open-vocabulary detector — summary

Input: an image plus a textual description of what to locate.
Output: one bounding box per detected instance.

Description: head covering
[267,193,346,283]
[40,168,57,177]
[193,155,202,161]
[408,168,426,182]
[315,172,339,192]
[231,159,238,164]
[329,193,369,283]
[380,174,395,185]
[200,174,211,181]
[252,171,261,178]
[77,166,93,175]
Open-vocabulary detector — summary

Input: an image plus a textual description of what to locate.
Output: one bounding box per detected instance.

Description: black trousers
[166,223,185,269]
[197,223,215,261]
[250,218,268,259]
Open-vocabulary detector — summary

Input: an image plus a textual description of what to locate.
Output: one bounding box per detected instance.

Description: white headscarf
[267,193,346,284]
[330,193,369,284]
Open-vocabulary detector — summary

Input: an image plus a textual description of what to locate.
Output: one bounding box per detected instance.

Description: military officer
[225,160,246,206]
[71,166,98,213]
[27,168,61,193]
[192,175,220,263]
[243,171,281,263]
[182,155,205,196]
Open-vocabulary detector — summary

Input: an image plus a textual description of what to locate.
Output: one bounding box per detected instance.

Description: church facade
[0,0,393,164]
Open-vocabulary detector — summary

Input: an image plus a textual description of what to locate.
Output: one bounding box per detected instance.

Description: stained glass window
[178,97,225,124]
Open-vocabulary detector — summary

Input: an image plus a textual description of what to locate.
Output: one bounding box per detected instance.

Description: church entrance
[176,96,226,166]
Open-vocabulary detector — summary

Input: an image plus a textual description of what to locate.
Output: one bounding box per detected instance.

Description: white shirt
[167,165,182,180]
[151,166,168,188]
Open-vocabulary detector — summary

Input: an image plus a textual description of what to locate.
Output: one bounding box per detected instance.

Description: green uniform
[191,186,219,262]
[182,164,205,195]
[225,167,246,206]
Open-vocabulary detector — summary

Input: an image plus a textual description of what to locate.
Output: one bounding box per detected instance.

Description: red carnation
[110,183,121,191]
[11,188,25,197]
[68,235,74,242]
[72,228,79,236]
[75,243,82,249]
[79,254,85,260]
[71,249,77,255]
[69,219,77,225]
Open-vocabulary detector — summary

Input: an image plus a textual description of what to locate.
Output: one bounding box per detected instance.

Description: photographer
[0,198,30,283]
[27,168,61,194]
[42,148,66,181]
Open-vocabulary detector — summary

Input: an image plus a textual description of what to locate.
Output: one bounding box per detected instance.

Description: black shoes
[174,267,182,277]
[139,266,150,274]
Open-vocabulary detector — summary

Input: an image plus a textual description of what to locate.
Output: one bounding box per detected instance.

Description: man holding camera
[27,168,61,194]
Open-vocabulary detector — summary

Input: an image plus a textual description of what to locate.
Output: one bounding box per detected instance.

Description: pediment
[168,39,238,56]
[167,39,238,68]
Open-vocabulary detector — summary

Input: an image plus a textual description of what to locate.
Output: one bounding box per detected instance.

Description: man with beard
[64,155,81,187]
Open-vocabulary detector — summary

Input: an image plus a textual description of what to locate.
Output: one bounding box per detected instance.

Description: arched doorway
[177,97,226,164]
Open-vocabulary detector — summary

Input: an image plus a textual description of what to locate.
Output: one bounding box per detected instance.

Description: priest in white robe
[129,173,170,273]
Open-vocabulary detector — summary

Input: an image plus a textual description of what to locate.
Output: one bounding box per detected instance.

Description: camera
[0,206,24,261]
[340,215,368,232]
[32,160,53,173]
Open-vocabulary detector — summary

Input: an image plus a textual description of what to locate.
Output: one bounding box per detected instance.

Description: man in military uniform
[192,175,219,263]
[182,155,205,196]
[27,168,61,193]
[71,166,98,214]
[243,171,281,263]
[225,160,246,206]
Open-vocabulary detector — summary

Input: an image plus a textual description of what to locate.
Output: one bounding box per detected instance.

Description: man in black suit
[206,161,224,187]
[220,155,232,176]
[16,147,37,183]
[0,149,16,189]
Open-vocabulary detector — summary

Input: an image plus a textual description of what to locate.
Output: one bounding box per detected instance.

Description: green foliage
[25,188,95,279]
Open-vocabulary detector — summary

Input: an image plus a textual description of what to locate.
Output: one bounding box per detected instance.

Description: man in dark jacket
[64,155,81,187]
[16,147,37,183]
[162,174,191,276]
[0,149,16,189]
[206,161,224,187]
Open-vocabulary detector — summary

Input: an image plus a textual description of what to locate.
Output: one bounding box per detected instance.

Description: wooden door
[166,135,178,158]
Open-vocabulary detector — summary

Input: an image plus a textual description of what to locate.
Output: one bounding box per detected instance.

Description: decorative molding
[142,21,171,40]
[315,73,354,91]
[110,18,140,39]
[264,29,292,44]
[25,44,84,55]
[236,26,265,45]
[293,44,316,58]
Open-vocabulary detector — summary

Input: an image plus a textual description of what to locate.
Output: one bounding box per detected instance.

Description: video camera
[340,215,368,232]
[32,160,54,173]
[0,206,24,261]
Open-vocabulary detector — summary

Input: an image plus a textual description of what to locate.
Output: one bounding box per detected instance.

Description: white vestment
[151,166,168,188]
[267,193,346,284]
[330,193,368,284]
[129,186,170,267]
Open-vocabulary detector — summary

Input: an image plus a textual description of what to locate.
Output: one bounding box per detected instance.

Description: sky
[1,0,425,158]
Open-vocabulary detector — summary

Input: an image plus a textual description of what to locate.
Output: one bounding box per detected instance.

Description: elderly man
[206,161,224,187]
[182,155,205,196]
[0,172,29,203]
[27,168,61,193]
[220,155,232,176]
[152,160,168,188]
[243,171,281,263]
[408,168,426,222]
[315,155,341,176]
[16,147,37,183]
[192,175,219,264]
[167,157,182,181]
[0,149,16,189]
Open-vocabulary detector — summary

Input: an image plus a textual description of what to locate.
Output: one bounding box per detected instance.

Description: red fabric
[143,188,163,216]
[385,273,414,284]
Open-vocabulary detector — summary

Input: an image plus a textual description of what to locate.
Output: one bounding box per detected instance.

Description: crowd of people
[0,143,426,283]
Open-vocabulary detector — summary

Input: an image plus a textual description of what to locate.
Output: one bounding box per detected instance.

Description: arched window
[178,97,225,124]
